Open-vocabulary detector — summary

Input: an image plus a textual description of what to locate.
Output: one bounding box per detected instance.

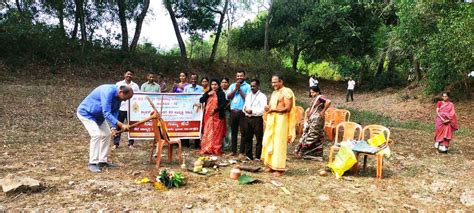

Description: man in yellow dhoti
[262,74,296,177]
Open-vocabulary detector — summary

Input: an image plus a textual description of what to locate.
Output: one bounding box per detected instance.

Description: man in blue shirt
[182,73,204,149]
[226,70,251,156]
[183,73,204,93]
[77,85,134,173]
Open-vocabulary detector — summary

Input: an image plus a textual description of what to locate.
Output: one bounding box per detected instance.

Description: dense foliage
[0,0,472,96]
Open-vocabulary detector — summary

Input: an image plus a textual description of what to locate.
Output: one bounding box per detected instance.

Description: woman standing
[434,92,459,153]
[295,86,331,160]
[201,77,210,93]
[220,77,232,152]
[172,72,188,93]
[199,79,227,155]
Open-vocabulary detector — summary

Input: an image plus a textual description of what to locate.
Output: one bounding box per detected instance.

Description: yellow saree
[261,87,296,171]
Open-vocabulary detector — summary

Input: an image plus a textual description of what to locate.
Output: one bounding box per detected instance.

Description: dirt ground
[1,67,473,211]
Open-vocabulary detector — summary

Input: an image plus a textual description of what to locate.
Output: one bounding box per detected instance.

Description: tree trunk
[226,8,231,63]
[118,0,129,52]
[58,1,65,37]
[209,0,229,64]
[413,54,421,81]
[165,0,188,68]
[359,59,366,86]
[190,40,194,59]
[264,0,273,52]
[71,3,79,39]
[292,44,300,71]
[130,0,150,52]
[77,0,87,52]
[386,51,396,81]
[15,0,22,14]
[376,50,386,77]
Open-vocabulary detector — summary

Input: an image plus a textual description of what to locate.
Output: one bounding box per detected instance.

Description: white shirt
[116,80,140,111]
[242,91,267,117]
[222,89,229,100]
[469,71,474,77]
[347,80,356,90]
[309,77,318,87]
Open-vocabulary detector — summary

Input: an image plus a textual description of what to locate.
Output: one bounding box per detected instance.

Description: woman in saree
[199,79,227,155]
[220,77,232,151]
[295,86,331,160]
[434,92,459,153]
[201,77,210,93]
[172,72,188,93]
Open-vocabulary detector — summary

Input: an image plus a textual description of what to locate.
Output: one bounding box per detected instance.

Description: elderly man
[261,74,296,177]
[77,85,133,173]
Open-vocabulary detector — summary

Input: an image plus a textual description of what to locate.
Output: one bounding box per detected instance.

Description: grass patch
[341,107,474,137]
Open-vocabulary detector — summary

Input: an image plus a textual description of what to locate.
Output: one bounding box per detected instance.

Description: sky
[133,1,262,50]
[3,0,263,50]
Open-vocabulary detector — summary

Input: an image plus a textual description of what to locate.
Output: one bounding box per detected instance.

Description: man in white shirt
[309,75,318,97]
[114,70,140,149]
[309,75,318,87]
[242,79,267,160]
[346,77,356,102]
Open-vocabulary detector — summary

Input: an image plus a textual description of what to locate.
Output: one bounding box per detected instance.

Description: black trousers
[243,116,264,160]
[230,110,246,154]
[346,89,354,102]
[114,110,134,146]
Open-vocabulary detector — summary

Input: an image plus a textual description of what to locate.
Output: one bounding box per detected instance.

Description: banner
[128,92,204,139]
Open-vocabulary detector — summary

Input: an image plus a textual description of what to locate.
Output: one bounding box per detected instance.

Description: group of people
[76,69,299,176]
[76,69,459,174]
[179,71,267,164]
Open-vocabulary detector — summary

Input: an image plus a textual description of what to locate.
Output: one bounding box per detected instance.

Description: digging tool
[114,96,160,135]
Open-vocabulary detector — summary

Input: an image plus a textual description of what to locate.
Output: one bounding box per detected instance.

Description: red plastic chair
[324,109,350,141]
[295,106,305,138]
[149,116,183,168]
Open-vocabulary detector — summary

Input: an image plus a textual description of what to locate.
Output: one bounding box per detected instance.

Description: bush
[423,5,474,97]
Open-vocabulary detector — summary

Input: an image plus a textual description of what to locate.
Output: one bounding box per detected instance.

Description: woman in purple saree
[434,92,459,153]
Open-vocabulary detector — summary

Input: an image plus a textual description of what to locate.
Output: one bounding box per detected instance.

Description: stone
[0,174,42,196]
[184,204,193,209]
[402,204,417,210]
[460,190,474,207]
[318,194,330,202]
[430,180,453,193]
[411,193,433,203]
[68,181,75,186]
